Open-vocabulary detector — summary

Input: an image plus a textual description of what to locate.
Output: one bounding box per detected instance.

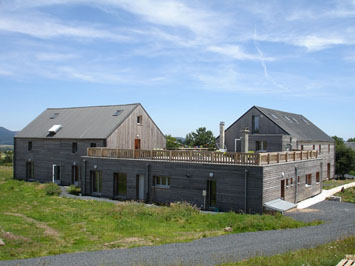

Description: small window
[290,178,294,186]
[50,113,59,119]
[283,115,292,122]
[328,144,330,153]
[137,115,142,125]
[316,172,320,183]
[301,145,304,150]
[297,176,300,185]
[113,110,122,116]
[303,118,310,125]
[28,141,32,151]
[306,174,312,187]
[26,161,34,180]
[72,142,78,153]
[72,165,79,185]
[153,176,170,188]
[252,115,259,133]
[319,145,321,154]
[268,113,278,119]
[90,143,96,148]
[313,145,315,150]
[291,117,298,123]
[286,179,289,188]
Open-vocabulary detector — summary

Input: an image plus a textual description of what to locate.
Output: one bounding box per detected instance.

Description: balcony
[87,148,318,166]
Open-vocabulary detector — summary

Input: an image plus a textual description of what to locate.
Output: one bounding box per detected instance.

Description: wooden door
[135,139,141,150]
[281,180,285,199]
[327,163,330,179]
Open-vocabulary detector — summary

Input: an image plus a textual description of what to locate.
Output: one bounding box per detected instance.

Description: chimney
[219,122,225,151]
[241,128,250,153]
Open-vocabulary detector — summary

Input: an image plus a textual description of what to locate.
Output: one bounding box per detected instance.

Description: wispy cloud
[207,45,274,61]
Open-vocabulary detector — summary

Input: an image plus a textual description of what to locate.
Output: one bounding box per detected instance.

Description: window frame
[91,170,102,194]
[305,174,312,187]
[90,143,96,148]
[252,115,260,133]
[28,141,32,152]
[316,172,320,184]
[137,115,142,125]
[153,175,170,188]
[114,172,127,197]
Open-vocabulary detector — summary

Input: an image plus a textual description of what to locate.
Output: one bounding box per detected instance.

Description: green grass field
[0,168,320,261]
[323,179,354,190]
[335,187,355,203]
[222,236,355,266]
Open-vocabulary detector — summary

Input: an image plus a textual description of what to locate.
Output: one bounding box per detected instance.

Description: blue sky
[0,0,354,139]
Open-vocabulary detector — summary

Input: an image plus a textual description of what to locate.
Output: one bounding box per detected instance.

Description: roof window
[268,113,278,119]
[48,125,62,134]
[302,118,310,125]
[291,117,298,123]
[113,110,123,116]
[50,113,59,119]
[283,115,292,122]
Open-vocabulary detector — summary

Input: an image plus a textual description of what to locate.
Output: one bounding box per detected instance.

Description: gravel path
[1,201,354,266]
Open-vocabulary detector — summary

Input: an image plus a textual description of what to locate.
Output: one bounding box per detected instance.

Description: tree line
[333,136,355,178]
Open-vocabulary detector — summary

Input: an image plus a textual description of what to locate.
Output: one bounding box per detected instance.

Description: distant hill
[0,127,16,145]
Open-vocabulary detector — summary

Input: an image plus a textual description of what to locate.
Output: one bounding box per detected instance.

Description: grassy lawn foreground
[222,236,355,266]
[0,168,320,261]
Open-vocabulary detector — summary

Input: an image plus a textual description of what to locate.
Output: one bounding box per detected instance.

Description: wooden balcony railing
[87,148,318,166]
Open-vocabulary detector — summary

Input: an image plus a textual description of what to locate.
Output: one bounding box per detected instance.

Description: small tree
[333,136,355,179]
[166,135,180,150]
[185,127,216,149]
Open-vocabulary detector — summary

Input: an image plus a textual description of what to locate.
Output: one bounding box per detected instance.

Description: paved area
[1,201,354,266]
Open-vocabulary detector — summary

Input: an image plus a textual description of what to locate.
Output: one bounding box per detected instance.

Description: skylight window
[291,117,298,123]
[302,118,310,125]
[268,113,278,119]
[283,115,292,122]
[50,113,59,119]
[112,110,123,116]
[48,125,62,133]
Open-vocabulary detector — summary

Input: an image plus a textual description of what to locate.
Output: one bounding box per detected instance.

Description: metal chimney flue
[219,122,225,151]
[241,128,250,153]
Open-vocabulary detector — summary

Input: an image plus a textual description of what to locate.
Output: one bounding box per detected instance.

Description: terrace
[87,148,319,166]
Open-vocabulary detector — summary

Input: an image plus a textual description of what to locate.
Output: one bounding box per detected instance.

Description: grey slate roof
[345,142,355,151]
[255,106,334,142]
[15,104,139,139]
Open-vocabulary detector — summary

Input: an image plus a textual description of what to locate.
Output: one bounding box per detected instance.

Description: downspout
[294,167,298,203]
[244,169,248,213]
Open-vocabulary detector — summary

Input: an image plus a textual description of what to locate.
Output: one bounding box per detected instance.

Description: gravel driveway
[1,201,354,266]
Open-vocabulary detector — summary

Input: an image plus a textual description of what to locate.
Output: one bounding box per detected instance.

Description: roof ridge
[255,106,303,116]
[47,103,140,110]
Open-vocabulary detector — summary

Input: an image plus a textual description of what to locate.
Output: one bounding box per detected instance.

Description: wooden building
[14,103,166,185]
[217,106,335,181]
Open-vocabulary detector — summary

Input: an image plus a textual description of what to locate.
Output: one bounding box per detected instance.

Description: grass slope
[323,179,354,190]
[0,168,320,261]
[222,236,355,266]
[335,187,355,203]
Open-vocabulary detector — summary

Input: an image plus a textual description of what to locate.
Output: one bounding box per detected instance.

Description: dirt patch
[4,213,60,237]
[2,231,30,242]
[104,237,153,248]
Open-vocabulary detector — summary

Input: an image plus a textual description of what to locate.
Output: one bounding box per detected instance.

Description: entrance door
[53,165,61,185]
[72,165,79,186]
[207,180,216,207]
[281,180,285,199]
[135,139,141,150]
[136,174,144,200]
[327,163,330,179]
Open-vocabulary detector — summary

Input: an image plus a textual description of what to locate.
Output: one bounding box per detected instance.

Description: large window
[153,176,170,188]
[252,115,259,133]
[114,173,127,196]
[255,140,267,151]
[91,170,102,194]
[26,162,34,180]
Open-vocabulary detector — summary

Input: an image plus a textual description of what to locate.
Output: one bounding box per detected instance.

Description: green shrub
[45,183,61,196]
[67,185,81,195]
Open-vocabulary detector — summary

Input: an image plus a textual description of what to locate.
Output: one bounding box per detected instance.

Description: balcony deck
[87,148,318,166]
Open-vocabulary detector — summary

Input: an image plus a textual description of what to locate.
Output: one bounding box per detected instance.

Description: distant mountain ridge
[0,127,16,145]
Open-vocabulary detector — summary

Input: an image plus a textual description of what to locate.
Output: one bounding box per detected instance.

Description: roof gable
[16,104,139,139]
[255,106,333,142]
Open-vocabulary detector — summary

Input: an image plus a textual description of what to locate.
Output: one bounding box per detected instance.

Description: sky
[0,0,354,139]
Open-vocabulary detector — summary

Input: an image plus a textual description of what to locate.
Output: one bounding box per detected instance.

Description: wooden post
[189,150,192,161]
[169,150,172,161]
[267,153,270,164]
[294,151,296,161]
[277,153,280,163]
[257,153,261,165]
[285,152,288,162]
[300,151,303,160]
